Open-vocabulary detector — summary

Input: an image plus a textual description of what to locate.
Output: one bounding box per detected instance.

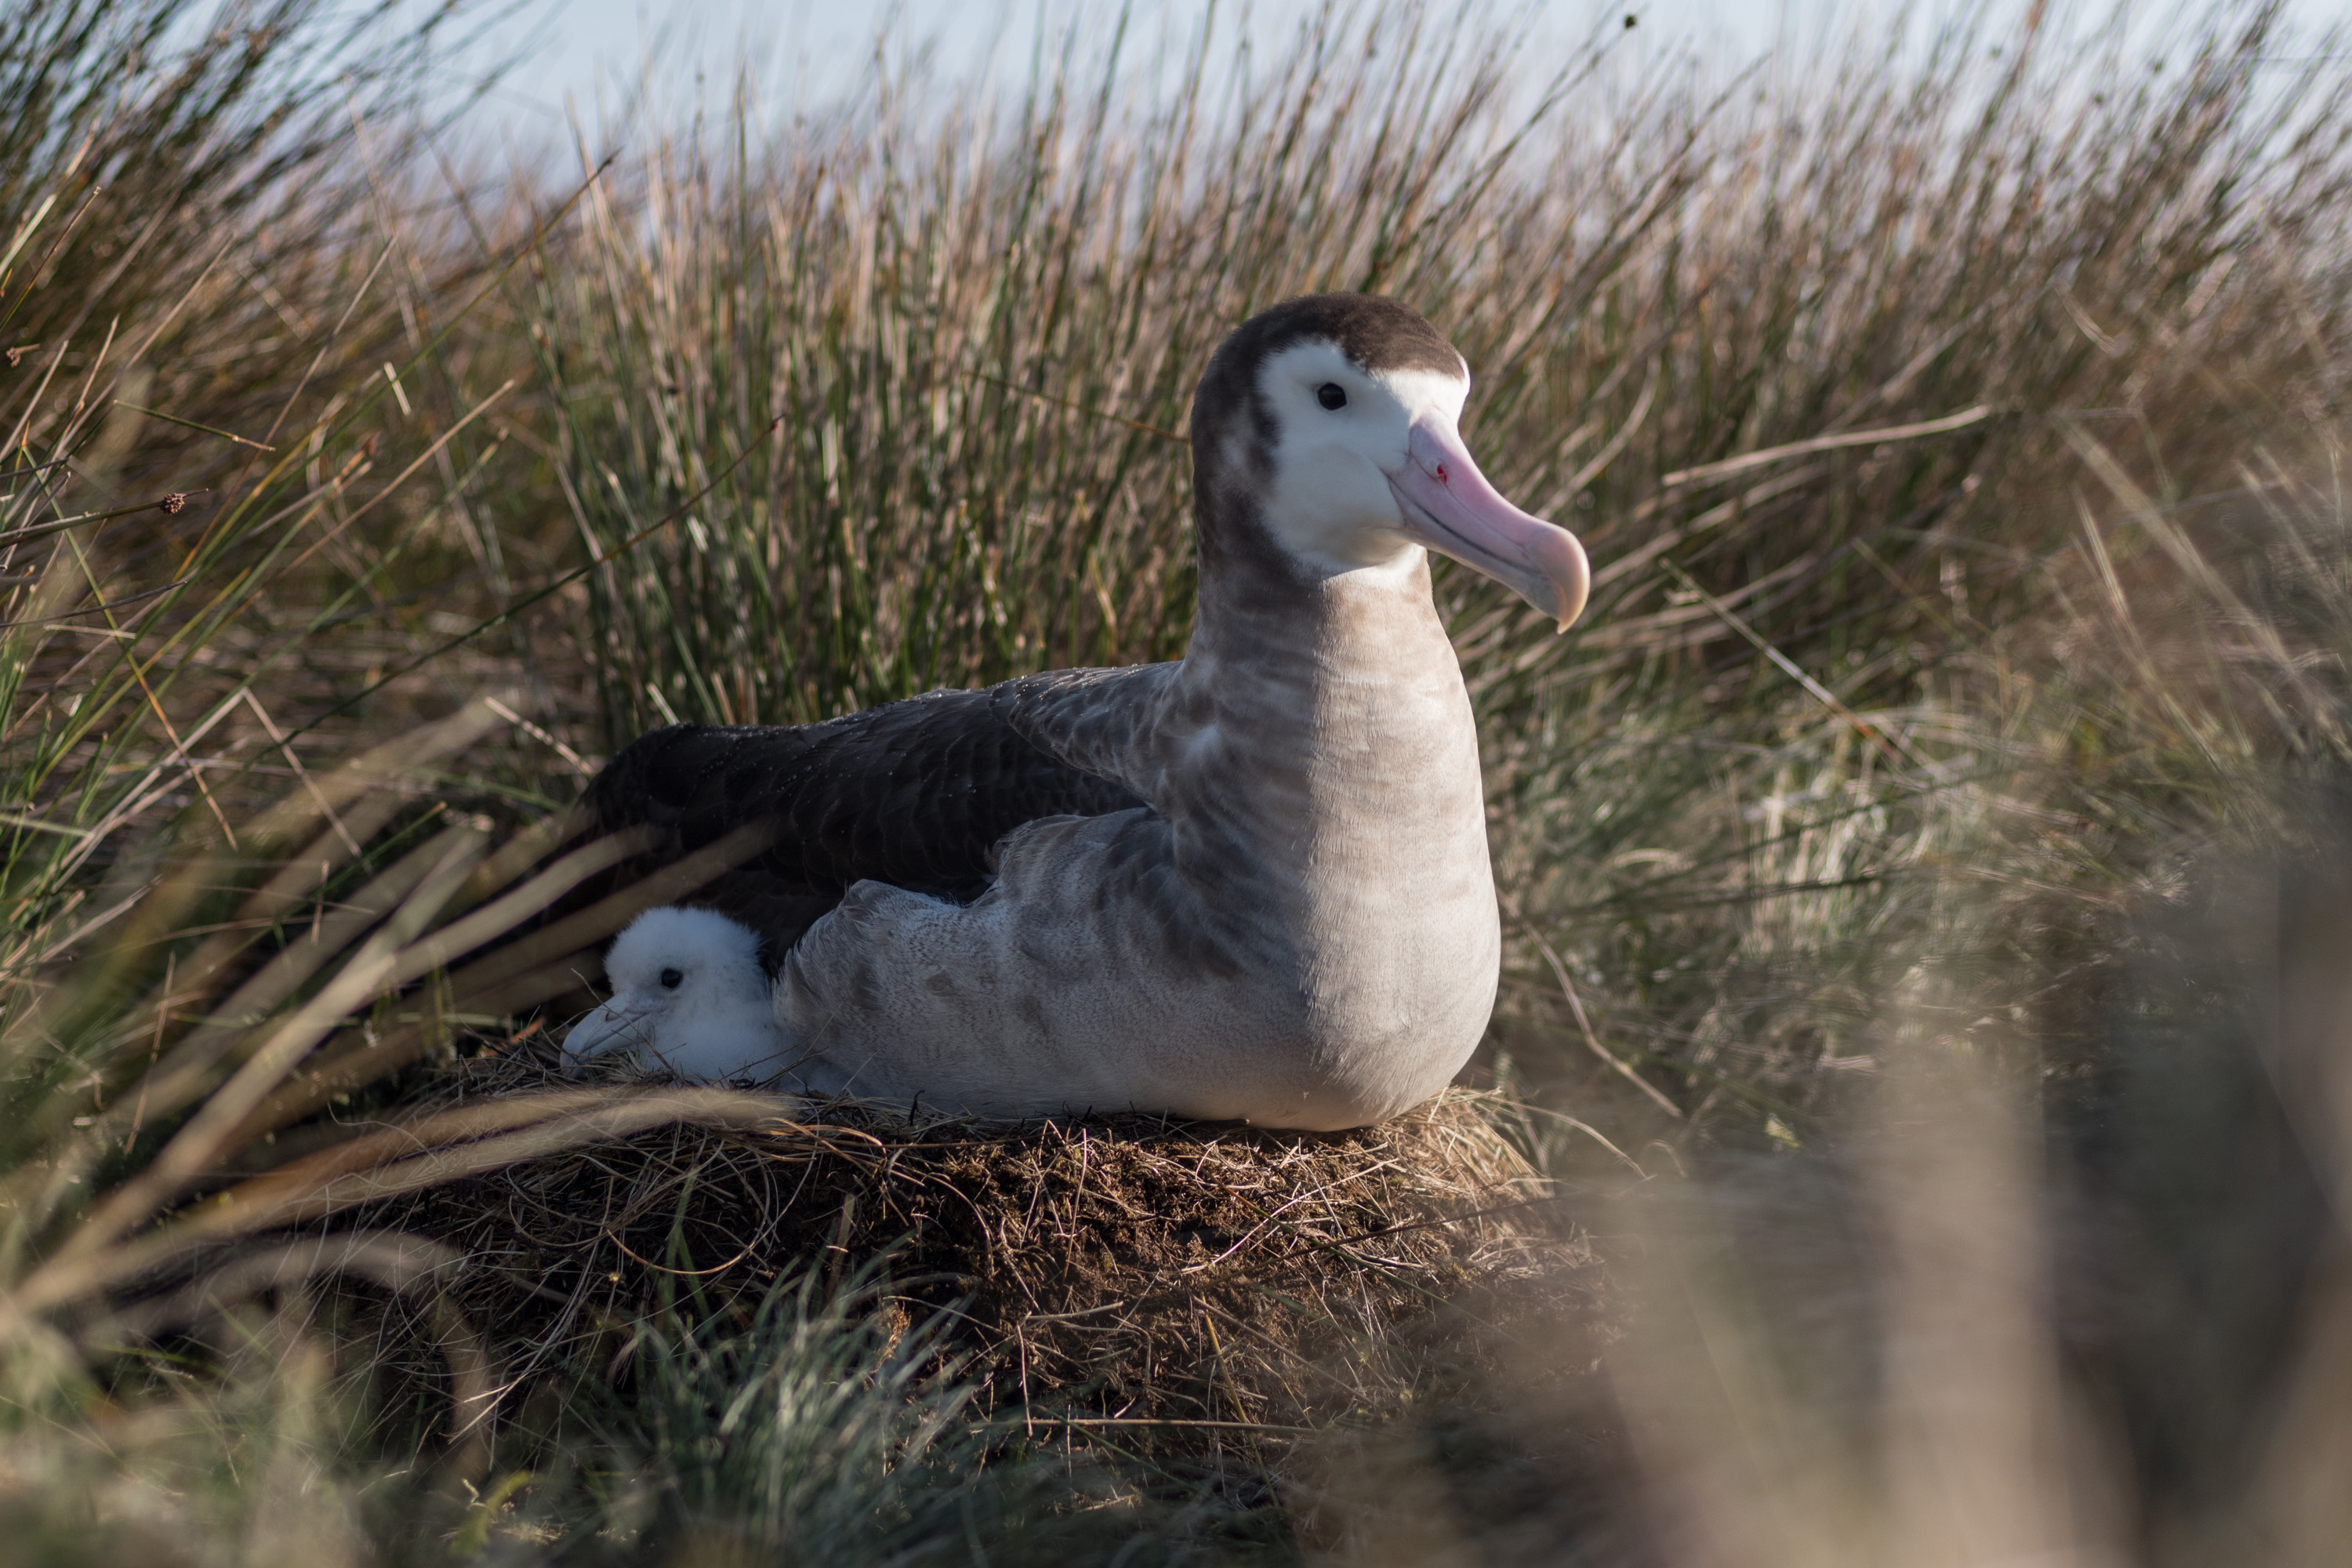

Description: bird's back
[581,685,1149,954]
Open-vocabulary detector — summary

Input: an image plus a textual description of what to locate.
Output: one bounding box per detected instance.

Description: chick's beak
[561,998,655,1070]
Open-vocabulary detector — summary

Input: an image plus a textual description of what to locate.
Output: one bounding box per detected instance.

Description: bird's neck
[1162,534,1501,1063]
[1187,545,1448,686]
[1172,542,1487,849]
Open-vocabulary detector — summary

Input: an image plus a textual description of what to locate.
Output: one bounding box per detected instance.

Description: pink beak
[1387,416,1591,632]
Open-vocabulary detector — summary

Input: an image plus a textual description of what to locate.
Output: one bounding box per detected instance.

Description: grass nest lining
[326,1054,1592,1446]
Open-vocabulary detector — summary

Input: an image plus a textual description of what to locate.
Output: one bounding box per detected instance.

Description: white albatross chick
[561,906,788,1082]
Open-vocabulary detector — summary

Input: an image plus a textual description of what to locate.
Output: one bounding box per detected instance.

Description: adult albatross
[565,293,1590,1130]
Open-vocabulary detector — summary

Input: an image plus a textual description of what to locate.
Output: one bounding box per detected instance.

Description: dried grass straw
[318,1058,1596,1446]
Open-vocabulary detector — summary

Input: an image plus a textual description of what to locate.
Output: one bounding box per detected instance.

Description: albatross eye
[1316,383,1348,411]
[659,967,684,989]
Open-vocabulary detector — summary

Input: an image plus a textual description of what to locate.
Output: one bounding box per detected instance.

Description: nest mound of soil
[343,1055,1594,1436]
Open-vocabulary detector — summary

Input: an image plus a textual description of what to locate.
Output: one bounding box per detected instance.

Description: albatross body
[567,294,1590,1130]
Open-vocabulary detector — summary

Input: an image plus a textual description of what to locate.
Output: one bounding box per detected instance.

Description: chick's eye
[659,967,683,989]
[1316,383,1348,411]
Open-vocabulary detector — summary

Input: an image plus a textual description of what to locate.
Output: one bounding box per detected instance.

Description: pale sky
[425,0,2352,149]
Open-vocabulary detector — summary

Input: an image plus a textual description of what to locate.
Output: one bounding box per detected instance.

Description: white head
[562,905,786,1083]
[1192,294,1590,630]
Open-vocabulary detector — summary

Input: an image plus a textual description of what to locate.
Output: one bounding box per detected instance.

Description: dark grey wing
[989,662,1185,792]
[579,681,1152,953]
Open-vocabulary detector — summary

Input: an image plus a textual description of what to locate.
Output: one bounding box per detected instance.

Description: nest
[333,1054,1594,1444]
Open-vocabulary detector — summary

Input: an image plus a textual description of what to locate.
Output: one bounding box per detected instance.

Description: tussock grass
[0,0,2347,1562]
[530,0,2352,1152]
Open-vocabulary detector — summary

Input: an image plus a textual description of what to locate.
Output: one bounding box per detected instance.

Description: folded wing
[581,676,1160,954]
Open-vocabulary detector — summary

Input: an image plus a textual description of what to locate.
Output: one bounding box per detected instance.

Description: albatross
[564,293,1590,1129]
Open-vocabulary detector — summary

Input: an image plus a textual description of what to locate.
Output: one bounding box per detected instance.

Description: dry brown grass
[315,1062,1593,1454]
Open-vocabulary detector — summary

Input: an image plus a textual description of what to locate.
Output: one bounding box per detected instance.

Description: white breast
[768,564,1499,1130]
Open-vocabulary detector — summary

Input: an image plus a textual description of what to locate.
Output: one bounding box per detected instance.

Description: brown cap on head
[1192,294,1465,448]
[1227,294,1463,376]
